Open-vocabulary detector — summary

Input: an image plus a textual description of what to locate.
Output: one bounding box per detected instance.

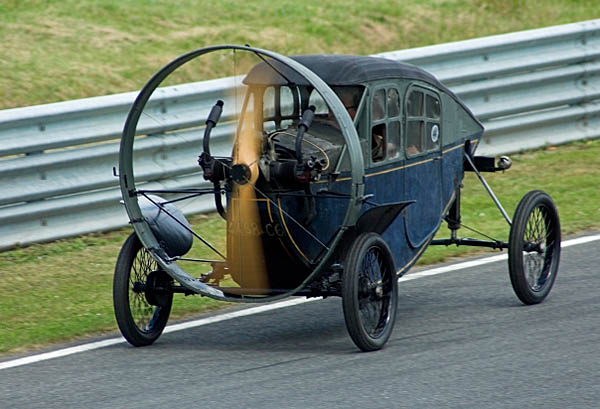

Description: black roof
[243,54,481,128]
[243,54,445,89]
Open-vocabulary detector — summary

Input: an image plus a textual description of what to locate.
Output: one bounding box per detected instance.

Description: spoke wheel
[342,233,398,351]
[509,190,561,305]
[113,233,173,346]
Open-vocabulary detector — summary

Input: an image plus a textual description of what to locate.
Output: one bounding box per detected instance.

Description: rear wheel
[509,190,561,305]
[342,233,398,351]
[113,233,173,346]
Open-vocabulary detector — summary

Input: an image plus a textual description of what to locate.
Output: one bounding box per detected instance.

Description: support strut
[464,152,512,225]
[430,237,508,250]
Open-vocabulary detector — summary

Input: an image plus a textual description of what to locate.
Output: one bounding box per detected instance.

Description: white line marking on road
[398,253,508,282]
[163,297,314,334]
[2,233,599,371]
[0,339,124,371]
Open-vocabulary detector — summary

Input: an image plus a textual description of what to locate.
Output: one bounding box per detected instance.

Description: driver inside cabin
[300,86,362,153]
[334,87,360,122]
[318,86,398,164]
[315,86,361,127]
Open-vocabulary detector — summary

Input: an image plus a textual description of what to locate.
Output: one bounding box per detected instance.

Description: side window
[406,121,423,155]
[280,86,294,117]
[371,89,386,162]
[308,89,328,115]
[387,88,401,160]
[406,91,423,155]
[371,87,402,163]
[388,88,401,117]
[263,86,275,119]
[407,90,423,116]
[426,94,440,119]
[372,89,386,121]
[406,87,440,157]
[371,123,387,162]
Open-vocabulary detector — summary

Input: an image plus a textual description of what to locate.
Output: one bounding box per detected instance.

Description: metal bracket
[464,151,512,225]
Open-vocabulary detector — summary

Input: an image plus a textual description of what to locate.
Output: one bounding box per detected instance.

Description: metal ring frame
[119,45,365,302]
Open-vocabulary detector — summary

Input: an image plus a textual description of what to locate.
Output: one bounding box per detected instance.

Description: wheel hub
[231,163,251,185]
[132,281,145,294]
[524,241,545,253]
[538,241,546,253]
[144,270,173,307]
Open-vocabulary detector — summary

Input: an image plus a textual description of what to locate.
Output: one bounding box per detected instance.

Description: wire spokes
[522,205,555,291]
[130,247,158,331]
[358,246,390,338]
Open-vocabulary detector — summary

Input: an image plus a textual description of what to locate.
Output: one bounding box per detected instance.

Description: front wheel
[342,233,398,351]
[509,190,561,305]
[113,233,173,346]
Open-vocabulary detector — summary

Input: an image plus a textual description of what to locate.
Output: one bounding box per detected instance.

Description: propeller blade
[226,112,270,292]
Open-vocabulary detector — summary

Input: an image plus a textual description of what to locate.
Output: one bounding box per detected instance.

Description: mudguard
[356,201,415,235]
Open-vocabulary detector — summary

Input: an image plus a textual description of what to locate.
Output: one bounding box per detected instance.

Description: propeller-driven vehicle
[114,46,561,351]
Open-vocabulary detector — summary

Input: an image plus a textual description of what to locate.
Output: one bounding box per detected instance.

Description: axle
[430,237,508,250]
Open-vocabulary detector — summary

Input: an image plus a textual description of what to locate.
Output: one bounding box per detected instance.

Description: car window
[372,89,386,122]
[407,91,424,117]
[281,86,294,117]
[406,121,423,155]
[406,87,440,157]
[426,94,440,119]
[308,89,328,115]
[371,123,386,162]
[370,86,403,165]
[388,120,401,159]
[263,86,275,119]
[388,88,400,118]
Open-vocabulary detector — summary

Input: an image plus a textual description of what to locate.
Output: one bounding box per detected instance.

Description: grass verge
[1,0,598,109]
[1,139,599,356]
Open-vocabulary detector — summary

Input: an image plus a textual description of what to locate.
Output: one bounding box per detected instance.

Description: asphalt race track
[1,235,599,409]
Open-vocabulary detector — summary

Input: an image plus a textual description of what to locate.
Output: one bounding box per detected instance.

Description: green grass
[1,139,599,356]
[1,0,598,109]
[0,217,227,356]
[1,0,599,356]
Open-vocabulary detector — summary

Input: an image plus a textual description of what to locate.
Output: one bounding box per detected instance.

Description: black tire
[509,190,561,305]
[113,233,173,346]
[342,232,398,351]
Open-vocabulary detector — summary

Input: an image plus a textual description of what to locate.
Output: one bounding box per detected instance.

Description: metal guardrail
[1,19,599,250]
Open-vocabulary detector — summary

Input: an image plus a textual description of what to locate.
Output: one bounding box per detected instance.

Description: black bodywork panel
[356,201,415,235]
